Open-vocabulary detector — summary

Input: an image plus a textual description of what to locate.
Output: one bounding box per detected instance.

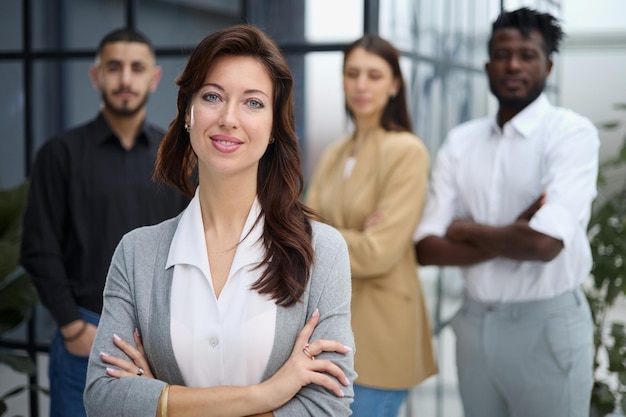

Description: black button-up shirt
[20,113,190,327]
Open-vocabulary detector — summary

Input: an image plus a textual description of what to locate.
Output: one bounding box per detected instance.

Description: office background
[1,1,625,416]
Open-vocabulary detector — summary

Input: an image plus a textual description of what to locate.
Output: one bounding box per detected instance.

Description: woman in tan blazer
[306,34,437,417]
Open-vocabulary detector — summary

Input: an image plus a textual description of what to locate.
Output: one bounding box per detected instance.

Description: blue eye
[248,99,264,109]
[203,93,219,102]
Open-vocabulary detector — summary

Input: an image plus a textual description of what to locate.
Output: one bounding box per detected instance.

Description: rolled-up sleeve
[529,117,599,246]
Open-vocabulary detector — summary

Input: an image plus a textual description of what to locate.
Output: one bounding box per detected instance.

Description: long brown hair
[154,24,314,307]
[343,34,413,132]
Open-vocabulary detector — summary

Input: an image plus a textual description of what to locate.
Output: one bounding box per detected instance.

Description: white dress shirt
[415,94,599,302]
[168,189,276,387]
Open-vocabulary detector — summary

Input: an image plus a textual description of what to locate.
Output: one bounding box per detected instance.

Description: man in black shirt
[20,28,189,417]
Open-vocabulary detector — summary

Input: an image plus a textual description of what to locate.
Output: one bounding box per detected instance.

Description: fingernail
[134,328,140,337]
[113,334,121,341]
[313,308,319,317]
[100,351,109,357]
[106,367,116,373]
[343,345,353,351]
[338,390,345,397]
[343,377,350,385]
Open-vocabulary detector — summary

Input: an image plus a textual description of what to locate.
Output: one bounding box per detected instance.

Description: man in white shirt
[414,7,599,417]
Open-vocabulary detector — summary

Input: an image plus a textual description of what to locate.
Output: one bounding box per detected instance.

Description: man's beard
[490,79,545,111]
[101,90,150,117]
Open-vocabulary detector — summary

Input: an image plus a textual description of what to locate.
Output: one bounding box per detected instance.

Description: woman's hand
[101,328,154,379]
[363,209,383,230]
[260,309,352,410]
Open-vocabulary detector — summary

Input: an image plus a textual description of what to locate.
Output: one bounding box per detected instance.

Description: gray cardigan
[84,214,356,416]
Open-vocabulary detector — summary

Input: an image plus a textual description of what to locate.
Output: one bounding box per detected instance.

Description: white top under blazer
[169,190,276,386]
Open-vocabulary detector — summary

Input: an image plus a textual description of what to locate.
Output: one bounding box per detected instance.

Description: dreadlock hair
[488,7,565,57]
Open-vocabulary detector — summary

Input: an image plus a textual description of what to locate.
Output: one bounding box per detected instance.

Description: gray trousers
[450,287,593,417]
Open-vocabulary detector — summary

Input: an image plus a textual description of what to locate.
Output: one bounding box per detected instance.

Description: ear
[545,58,553,76]
[391,77,400,97]
[150,65,163,93]
[89,65,99,90]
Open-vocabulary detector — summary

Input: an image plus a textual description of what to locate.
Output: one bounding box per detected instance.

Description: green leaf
[619,370,626,386]
[591,381,616,416]
[597,121,620,131]
[0,353,36,376]
[0,273,38,334]
[0,241,20,287]
[607,345,626,373]
[0,385,27,402]
[0,182,29,241]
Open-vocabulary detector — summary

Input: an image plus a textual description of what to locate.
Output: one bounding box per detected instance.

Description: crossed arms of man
[415,193,563,267]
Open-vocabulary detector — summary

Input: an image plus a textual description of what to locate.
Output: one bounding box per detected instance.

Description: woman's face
[186,55,274,180]
[343,47,398,125]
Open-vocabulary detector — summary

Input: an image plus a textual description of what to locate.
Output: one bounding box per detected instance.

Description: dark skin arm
[415,235,495,266]
[416,193,563,266]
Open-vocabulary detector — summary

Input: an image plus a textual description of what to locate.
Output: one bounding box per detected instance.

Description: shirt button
[209,336,219,347]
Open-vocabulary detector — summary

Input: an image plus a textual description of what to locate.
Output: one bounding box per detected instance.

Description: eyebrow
[202,82,270,98]
[102,59,147,66]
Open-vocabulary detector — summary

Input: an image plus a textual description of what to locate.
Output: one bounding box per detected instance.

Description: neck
[198,173,257,234]
[351,124,380,156]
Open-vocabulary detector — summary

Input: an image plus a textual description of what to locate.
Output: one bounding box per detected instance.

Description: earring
[184,122,190,132]
[269,137,275,144]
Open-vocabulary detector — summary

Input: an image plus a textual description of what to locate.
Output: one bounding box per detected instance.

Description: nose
[219,102,239,129]
[355,73,368,89]
[121,65,132,87]
[506,54,522,72]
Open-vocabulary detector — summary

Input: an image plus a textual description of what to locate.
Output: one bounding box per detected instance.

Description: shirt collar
[490,93,552,138]
[94,112,152,147]
[166,188,266,275]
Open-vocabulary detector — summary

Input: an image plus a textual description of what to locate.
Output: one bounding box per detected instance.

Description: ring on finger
[137,367,145,376]
[302,343,315,360]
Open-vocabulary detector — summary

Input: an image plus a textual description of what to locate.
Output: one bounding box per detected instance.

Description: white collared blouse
[167,189,276,386]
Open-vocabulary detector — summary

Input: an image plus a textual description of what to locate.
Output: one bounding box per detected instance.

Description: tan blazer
[306,127,437,389]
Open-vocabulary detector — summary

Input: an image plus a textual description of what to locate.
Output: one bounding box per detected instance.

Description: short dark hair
[488,7,565,57]
[343,34,413,133]
[96,27,155,57]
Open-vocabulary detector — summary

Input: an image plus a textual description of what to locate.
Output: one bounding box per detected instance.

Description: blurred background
[0,1,624,416]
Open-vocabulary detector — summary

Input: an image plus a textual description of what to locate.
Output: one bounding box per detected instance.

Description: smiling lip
[211,135,243,153]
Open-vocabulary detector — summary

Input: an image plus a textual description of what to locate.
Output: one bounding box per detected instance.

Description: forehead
[204,55,273,91]
[97,41,155,65]
[344,47,392,72]
[490,28,546,52]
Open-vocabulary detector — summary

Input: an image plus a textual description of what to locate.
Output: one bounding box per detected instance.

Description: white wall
[560,0,626,198]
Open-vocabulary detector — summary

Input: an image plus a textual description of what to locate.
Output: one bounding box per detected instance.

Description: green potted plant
[0,181,42,416]
[586,103,626,417]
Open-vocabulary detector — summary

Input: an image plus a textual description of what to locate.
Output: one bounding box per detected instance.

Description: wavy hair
[154,24,314,307]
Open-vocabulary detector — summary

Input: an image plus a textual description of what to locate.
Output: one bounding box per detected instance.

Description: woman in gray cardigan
[84,25,356,417]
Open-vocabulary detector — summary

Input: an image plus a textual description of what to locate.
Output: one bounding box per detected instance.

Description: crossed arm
[99,310,350,417]
[415,194,563,267]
